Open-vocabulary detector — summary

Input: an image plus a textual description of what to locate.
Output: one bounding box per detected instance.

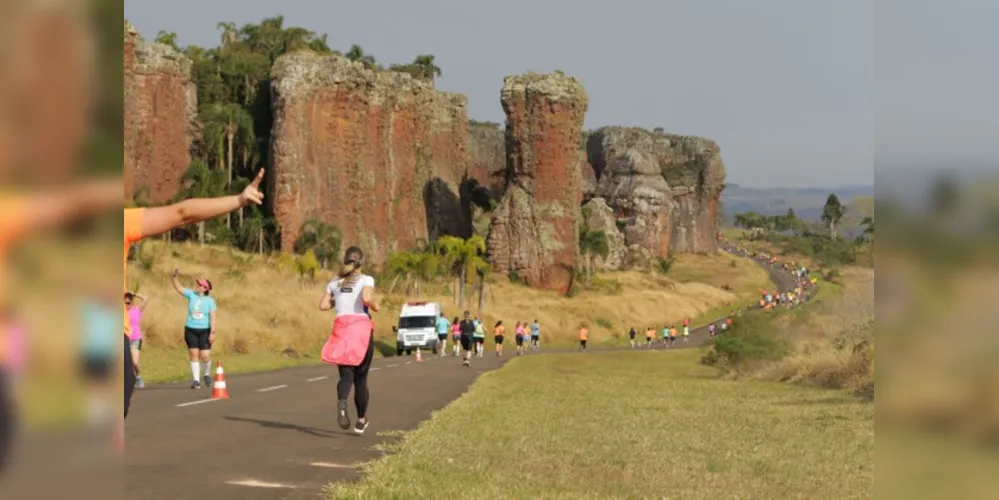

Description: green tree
[200,102,255,227]
[345,44,378,69]
[822,193,846,239]
[579,228,610,287]
[436,235,489,308]
[860,216,874,241]
[174,161,228,245]
[154,30,179,50]
[294,220,342,269]
[411,54,442,84]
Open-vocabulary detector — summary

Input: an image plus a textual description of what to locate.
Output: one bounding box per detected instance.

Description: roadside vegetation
[327,350,873,500]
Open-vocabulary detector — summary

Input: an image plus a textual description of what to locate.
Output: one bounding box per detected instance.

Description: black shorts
[184,326,212,350]
[474,337,485,345]
[82,355,114,380]
[438,334,448,342]
[531,336,539,344]
[460,335,473,351]
[515,335,523,346]
[580,340,587,348]
[494,335,504,344]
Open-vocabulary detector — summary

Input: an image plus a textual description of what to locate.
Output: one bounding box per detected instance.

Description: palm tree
[175,161,228,245]
[217,22,239,51]
[579,228,610,287]
[199,103,254,227]
[236,207,277,253]
[411,54,442,85]
[294,219,342,269]
[436,235,488,307]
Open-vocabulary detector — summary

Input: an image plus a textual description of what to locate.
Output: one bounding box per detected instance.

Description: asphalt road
[123,248,802,499]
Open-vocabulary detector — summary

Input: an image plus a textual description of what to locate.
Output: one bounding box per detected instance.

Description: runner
[645,327,654,348]
[473,318,486,358]
[124,292,148,388]
[514,322,524,355]
[628,327,637,348]
[124,169,266,425]
[682,324,690,344]
[319,246,379,435]
[708,324,717,337]
[436,313,450,358]
[493,321,505,357]
[458,311,475,367]
[171,269,217,390]
[661,325,670,347]
[669,326,678,348]
[530,319,541,351]
[578,325,588,352]
[451,317,461,357]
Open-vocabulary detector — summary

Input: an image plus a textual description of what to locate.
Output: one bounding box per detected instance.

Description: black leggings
[124,335,136,418]
[0,372,13,475]
[337,333,375,419]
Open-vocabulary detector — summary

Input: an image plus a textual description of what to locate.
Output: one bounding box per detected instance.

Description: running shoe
[462,358,470,367]
[190,380,200,390]
[337,399,351,430]
[204,375,213,388]
[135,376,144,389]
[353,420,369,435]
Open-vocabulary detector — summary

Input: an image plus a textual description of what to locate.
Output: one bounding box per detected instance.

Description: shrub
[702,313,788,369]
[595,317,613,329]
[656,256,676,274]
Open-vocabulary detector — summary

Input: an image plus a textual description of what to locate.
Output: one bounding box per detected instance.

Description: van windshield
[398,316,436,329]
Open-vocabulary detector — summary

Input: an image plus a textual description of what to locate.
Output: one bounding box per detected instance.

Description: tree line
[733,193,874,267]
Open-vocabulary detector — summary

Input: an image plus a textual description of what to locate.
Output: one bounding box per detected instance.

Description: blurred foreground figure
[0,181,123,475]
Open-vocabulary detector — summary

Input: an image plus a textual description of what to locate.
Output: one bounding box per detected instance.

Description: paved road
[124,249,803,499]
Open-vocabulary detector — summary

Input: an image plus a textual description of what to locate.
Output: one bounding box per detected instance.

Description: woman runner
[473,318,486,358]
[171,269,218,390]
[451,317,461,357]
[436,313,450,358]
[514,322,524,355]
[320,246,379,435]
[493,321,505,356]
[578,325,588,352]
[628,327,637,348]
[458,311,476,367]
[124,292,148,388]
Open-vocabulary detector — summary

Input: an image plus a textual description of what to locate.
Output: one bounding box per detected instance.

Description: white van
[395,301,442,356]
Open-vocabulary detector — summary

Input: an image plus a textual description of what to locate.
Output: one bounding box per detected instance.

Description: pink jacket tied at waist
[321,315,373,367]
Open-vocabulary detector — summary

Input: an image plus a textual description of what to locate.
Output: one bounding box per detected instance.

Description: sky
[123,0,992,189]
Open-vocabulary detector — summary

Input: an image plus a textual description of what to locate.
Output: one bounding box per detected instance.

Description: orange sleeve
[124,208,145,244]
[0,194,28,244]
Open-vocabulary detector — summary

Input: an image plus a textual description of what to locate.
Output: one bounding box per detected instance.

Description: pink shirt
[128,306,143,340]
[3,322,26,372]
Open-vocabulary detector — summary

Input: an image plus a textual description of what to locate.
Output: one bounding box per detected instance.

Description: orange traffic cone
[211,361,230,400]
[415,347,423,362]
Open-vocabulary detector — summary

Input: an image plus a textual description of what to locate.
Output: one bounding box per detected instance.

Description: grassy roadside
[328,349,873,500]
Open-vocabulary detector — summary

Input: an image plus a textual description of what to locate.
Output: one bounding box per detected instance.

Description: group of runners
[435,315,542,361]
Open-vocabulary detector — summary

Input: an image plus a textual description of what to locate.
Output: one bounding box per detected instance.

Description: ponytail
[338,246,365,286]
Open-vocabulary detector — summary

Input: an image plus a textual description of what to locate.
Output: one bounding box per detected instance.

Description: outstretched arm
[139,170,265,239]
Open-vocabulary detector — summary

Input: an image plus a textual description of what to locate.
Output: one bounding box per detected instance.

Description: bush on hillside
[701,313,789,369]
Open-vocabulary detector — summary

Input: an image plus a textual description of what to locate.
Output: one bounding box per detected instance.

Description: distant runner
[124,292,148,388]
[530,320,540,351]
[473,317,486,358]
[628,327,637,348]
[578,325,588,352]
[459,312,475,367]
[451,317,461,357]
[436,314,451,358]
[514,322,525,355]
[493,321,505,357]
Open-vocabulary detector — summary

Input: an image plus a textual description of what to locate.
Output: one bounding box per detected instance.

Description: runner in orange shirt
[578,325,589,352]
[123,169,265,423]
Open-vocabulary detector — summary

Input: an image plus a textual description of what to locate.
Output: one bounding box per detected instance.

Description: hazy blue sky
[124,0,990,189]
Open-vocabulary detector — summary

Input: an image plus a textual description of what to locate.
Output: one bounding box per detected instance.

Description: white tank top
[325,274,375,317]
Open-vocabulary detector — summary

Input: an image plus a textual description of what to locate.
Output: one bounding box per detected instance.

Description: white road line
[256,385,287,393]
[404,361,412,365]
[386,364,399,368]
[309,462,353,469]
[370,367,380,371]
[175,398,218,408]
[306,376,328,382]
[226,479,296,489]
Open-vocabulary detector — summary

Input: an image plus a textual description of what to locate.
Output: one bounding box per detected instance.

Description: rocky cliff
[586,127,725,264]
[123,23,198,204]
[466,122,506,196]
[270,51,470,264]
[486,72,588,293]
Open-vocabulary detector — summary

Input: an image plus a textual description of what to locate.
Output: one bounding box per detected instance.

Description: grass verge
[328,349,873,500]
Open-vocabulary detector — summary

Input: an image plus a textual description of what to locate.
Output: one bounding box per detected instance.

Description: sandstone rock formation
[581,197,626,270]
[466,121,506,196]
[270,51,470,264]
[124,23,198,204]
[487,72,588,293]
[587,126,725,264]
